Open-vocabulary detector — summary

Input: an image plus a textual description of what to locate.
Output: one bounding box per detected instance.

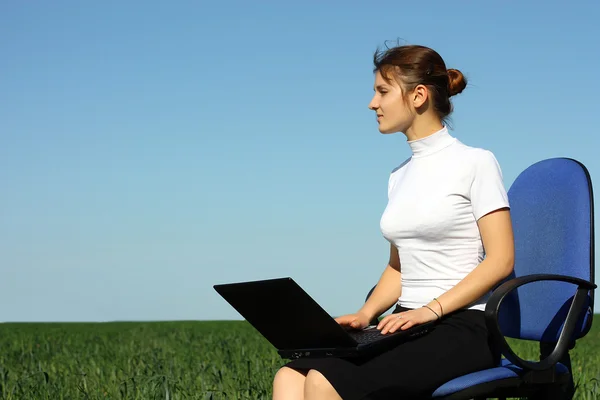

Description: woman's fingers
[378,312,422,334]
[334,315,353,326]
[335,314,367,330]
[376,314,394,329]
[378,313,406,334]
[399,320,415,330]
[350,318,362,329]
[376,314,394,330]
[376,308,435,334]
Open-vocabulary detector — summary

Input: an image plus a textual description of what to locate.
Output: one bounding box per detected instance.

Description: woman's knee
[273,366,306,398]
[274,366,306,383]
[304,370,341,399]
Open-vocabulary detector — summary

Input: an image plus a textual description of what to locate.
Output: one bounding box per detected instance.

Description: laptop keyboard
[348,327,393,344]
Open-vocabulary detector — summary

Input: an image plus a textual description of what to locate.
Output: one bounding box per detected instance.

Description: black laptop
[213,277,435,359]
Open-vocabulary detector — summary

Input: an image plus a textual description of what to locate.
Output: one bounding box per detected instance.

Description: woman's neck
[404,117,444,142]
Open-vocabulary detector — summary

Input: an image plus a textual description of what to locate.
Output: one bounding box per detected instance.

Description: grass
[0,321,598,399]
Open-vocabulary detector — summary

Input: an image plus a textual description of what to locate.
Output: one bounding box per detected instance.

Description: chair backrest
[498,158,595,342]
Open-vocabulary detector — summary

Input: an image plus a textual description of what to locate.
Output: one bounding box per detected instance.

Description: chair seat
[431,359,569,398]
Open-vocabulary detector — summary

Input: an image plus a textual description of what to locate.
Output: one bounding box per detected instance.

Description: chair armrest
[485,274,596,372]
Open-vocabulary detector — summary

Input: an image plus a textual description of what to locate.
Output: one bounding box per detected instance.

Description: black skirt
[284,306,499,400]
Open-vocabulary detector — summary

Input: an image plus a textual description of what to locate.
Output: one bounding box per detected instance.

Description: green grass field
[0,321,598,399]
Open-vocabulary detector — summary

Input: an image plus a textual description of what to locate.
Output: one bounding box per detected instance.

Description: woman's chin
[378,125,397,134]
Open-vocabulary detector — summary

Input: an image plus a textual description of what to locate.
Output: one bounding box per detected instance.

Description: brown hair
[373,44,467,123]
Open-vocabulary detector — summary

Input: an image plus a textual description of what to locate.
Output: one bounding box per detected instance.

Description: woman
[272,44,515,400]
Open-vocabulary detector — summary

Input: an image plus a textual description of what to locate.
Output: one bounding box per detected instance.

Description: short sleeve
[388,172,396,199]
[470,150,510,221]
[388,158,411,199]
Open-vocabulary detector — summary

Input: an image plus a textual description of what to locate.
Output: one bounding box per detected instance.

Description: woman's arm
[358,244,402,321]
[430,207,514,316]
[379,208,514,333]
[335,244,401,329]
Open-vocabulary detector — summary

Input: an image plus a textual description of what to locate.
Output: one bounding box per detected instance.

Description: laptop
[213,277,435,359]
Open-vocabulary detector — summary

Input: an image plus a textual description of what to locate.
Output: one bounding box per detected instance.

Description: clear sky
[1,1,599,322]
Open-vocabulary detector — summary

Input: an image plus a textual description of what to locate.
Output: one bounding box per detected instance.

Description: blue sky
[1,1,599,321]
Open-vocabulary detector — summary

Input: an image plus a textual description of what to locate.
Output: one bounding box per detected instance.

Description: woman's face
[368,70,414,134]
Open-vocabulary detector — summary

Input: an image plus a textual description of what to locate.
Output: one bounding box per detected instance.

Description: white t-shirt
[379,126,510,311]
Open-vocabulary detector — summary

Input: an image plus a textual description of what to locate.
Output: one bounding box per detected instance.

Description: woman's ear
[412,84,429,108]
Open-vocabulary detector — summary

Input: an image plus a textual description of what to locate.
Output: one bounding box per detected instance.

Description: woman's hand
[377,307,439,334]
[334,312,371,330]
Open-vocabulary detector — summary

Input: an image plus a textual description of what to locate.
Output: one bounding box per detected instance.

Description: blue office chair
[367,157,596,399]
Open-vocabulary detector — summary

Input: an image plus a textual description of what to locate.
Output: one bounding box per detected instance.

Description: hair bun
[447,68,467,97]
